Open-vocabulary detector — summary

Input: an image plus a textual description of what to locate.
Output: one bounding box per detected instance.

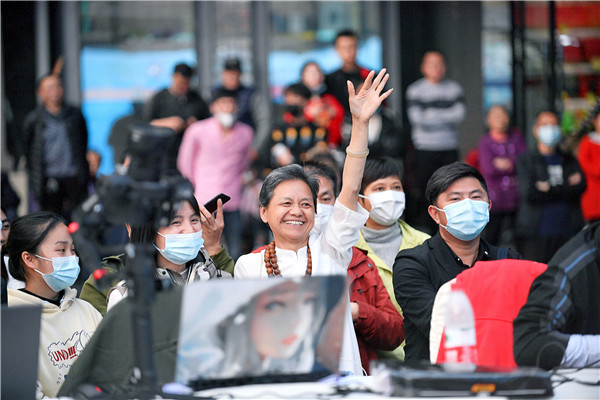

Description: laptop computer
[175,275,347,390]
[1,304,42,400]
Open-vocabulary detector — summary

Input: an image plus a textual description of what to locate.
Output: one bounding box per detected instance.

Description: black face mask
[285,104,303,117]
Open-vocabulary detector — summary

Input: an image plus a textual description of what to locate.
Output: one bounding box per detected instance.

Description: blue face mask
[435,199,489,241]
[537,125,562,148]
[34,255,80,292]
[155,230,204,265]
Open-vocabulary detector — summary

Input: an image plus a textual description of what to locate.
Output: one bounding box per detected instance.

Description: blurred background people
[1,172,20,222]
[178,89,253,260]
[405,51,466,235]
[107,101,145,172]
[478,105,527,246]
[360,86,406,161]
[142,63,211,172]
[261,83,328,171]
[577,108,600,225]
[212,57,271,155]
[300,61,345,148]
[516,111,586,263]
[0,208,8,248]
[23,74,89,220]
[326,30,370,120]
[1,207,25,290]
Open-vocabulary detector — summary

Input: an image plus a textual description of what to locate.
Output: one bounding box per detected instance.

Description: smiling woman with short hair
[234,69,392,375]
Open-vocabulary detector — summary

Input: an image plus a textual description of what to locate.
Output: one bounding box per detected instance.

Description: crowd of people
[1,28,599,398]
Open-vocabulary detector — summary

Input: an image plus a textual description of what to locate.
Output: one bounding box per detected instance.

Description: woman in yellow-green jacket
[356,157,430,361]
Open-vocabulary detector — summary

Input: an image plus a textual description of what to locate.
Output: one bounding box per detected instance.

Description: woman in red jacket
[578,109,600,224]
[300,61,345,148]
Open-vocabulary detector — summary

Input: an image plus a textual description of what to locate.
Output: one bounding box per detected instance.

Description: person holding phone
[105,194,233,312]
[80,193,234,315]
[178,89,254,261]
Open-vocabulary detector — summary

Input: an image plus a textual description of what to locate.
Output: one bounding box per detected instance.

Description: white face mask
[359,190,406,226]
[312,203,334,235]
[215,112,235,129]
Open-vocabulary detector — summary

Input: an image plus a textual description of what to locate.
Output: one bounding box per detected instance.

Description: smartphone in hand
[204,193,231,214]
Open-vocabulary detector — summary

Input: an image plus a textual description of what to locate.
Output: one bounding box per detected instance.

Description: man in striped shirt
[405,51,466,234]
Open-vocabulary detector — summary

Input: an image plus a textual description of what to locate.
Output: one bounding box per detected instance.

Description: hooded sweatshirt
[8,287,102,397]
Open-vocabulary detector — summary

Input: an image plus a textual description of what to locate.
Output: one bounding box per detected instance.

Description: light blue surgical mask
[34,255,80,292]
[537,125,562,148]
[435,199,489,241]
[155,230,204,265]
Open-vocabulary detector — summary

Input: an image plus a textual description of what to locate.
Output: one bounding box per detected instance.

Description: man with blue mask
[515,111,586,263]
[393,162,521,362]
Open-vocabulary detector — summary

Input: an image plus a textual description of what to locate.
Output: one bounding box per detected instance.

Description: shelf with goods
[555,2,600,139]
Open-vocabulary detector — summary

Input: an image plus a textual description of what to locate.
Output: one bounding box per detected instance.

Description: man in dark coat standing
[23,74,89,220]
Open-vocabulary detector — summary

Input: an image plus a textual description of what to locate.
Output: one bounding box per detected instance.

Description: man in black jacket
[142,63,210,173]
[514,222,600,370]
[23,74,89,220]
[325,30,370,118]
[393,162,521,362]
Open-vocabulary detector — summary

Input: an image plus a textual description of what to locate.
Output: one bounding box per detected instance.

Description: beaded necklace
[264,240,312,276]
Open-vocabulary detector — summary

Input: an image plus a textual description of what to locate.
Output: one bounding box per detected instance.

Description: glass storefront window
[510,1,554,142]
[80,1,196,174]
[524,1,553,135]
[482,1,513,112]
[514,1,599,139]
[555,1,600,134]
[214,1,252,86]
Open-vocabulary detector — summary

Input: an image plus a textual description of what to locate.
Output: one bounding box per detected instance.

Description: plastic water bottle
[442,289,478,372]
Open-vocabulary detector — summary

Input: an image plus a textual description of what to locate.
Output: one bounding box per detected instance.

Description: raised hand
[347,68,393,123]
